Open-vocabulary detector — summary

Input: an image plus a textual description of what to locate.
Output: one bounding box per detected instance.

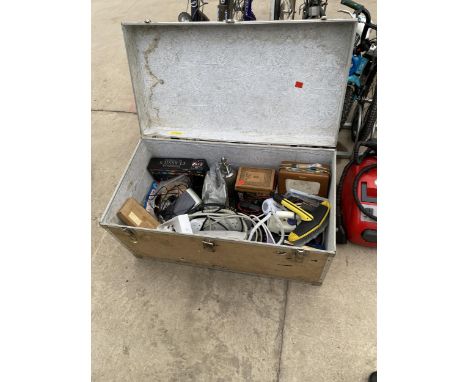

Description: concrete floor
[92,0,377,381]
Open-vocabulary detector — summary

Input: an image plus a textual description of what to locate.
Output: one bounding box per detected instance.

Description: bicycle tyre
[358,91,377,141]
[232,0,244,20]
[178,12,192,22]
[340,84,354,129]
[273,0,281,19]
[198,11,210,21]
[351,103,362,142]
[320,5,326,17]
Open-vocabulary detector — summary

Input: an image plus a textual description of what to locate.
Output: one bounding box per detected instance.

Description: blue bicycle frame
[243,0,256,21]
[348,54,368,88]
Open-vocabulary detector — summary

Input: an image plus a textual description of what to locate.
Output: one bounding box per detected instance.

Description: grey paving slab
[92,1,378,380]
[91,111,140,253]
[92,232,288,382]
[91,0,271,112]
[326,0,377,21]
[92,111,288,381]
[278,244,377,382]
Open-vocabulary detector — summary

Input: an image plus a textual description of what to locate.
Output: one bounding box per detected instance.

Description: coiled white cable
[251,213,285,245]
[270,212,285,245]
[248,213,271,241]
[188,211,264,242]
[188,211,256,240]
[188,210,285,245]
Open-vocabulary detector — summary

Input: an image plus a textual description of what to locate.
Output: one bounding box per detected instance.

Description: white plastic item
[189,211,247,232]
[267,211,300,234]
[157,214,193,234]
[262,198,286,214]
[193,231,247,240]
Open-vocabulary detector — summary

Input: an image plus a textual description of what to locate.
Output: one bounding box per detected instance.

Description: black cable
[197,203,243,232]
[358,7,372,46]
[336,159,355,228]
[154,181,191,221]
[199,203,224,231]
[200,216,230,232]
[352,164,377,221]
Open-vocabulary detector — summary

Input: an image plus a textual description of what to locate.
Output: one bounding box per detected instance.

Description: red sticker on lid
[295,81,303,88]
[237,179,245,186]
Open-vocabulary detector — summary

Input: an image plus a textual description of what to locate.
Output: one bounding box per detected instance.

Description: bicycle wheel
[273,0,295,20]
[178,11,192,22]
[358,91,377,141]
[340,84,354,129]
[232,0,244,20]
[273,0,281,19]
[350,70,376,141]
[351,103,362,142]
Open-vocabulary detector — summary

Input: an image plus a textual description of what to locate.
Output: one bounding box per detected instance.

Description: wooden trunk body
[100,20,356,284]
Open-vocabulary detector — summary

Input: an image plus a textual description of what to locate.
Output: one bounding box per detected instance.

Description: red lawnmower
[337,140,377,247]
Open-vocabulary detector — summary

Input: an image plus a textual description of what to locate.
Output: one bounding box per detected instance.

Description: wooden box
[100,19,356,284]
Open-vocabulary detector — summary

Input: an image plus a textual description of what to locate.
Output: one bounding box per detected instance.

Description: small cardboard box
[117,197,160,229]
[235,167,276,194]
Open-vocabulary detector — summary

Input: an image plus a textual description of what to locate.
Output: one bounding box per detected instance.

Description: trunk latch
[202,239,216,252]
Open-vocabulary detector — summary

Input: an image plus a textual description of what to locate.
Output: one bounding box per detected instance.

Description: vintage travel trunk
[100,19,356,285]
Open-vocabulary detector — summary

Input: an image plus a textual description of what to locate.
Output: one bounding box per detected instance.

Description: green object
[341,0,363,11]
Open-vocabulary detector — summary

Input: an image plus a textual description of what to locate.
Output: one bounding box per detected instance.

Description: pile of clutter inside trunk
[117,157,332,249]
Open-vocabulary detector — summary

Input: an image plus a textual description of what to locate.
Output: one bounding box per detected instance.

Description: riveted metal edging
[318,255,334,283]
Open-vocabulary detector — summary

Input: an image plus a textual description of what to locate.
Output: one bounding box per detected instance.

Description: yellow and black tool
[273,194,331,245]
[273,194,314,221]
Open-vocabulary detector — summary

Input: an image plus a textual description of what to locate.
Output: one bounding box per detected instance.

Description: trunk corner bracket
[122,227,138,244]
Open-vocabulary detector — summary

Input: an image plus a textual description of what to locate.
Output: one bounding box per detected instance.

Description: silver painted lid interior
[122,20,356,148]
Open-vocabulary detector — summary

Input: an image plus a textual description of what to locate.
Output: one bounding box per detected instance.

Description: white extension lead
[247,213,271,241]
[248,213,285,245]
[188,210,284,245]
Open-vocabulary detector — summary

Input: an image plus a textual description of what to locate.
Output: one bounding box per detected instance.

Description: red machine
[337,140,377,247]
